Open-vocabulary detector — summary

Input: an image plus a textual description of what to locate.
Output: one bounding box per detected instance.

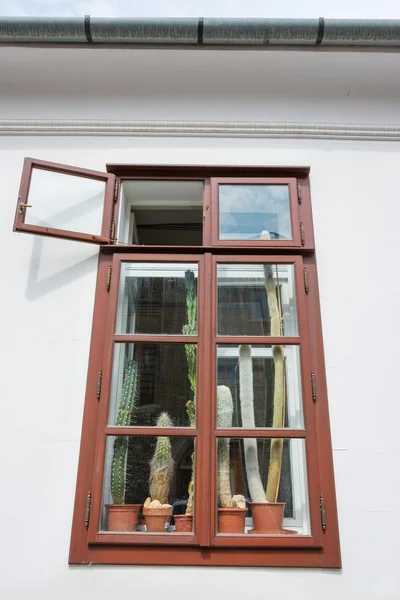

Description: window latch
[320,494,326,531]
[85,491,92,529]
[18,203,32,213]
[96,370,103,400]
[311,372,317,402]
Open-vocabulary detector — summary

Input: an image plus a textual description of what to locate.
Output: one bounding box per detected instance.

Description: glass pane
[218,263,298,336]
[108,343,196,427]
[25,167,105,234]
[116,263,198,335]
[217,345,303,428]
[219,184,292,241]
[101,435,195,533]
[216,438,310,535]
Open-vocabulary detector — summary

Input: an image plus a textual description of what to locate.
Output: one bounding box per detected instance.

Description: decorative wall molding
[1,119,400,141]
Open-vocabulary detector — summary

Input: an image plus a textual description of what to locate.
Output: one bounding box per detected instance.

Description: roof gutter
[1,16,400,47]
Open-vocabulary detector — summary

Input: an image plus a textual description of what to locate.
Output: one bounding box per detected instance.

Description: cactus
[217,386,246,510]
[149,412,174,505]
[111,359,138,504]
[182,270,197,514]
[217,385,234,508]
[264,258,286,503]
[239,345,266,502]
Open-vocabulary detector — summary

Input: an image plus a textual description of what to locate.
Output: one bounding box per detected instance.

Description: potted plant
[105,360,142,531]
[143,412,174,532]
[238,248,292,534]
[217,385,247,533]
[175,269,197,533]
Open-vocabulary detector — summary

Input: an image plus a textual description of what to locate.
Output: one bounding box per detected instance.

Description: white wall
[0,46,399,600]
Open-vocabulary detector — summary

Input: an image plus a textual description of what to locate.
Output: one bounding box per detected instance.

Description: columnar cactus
[264,259,285,503]
[111,360,138,504]
[217,385,234,508]
[239,345,266,502]
[149,412,174,505]
[182,270,197,514]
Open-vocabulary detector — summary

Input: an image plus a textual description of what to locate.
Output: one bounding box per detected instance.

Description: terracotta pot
[105,504,141,532]
[174,514,193,532]
[143,506,173,532]
[249,501,295,534]
[218,507,247,534]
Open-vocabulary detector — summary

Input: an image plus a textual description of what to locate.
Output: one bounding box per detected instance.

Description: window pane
[217,263,298,336]
[116,263,198,335]
[26,167,105,235]
[216,438,310,535]
[108,343,196,427]
[101,435,195,533]
[217,345,303,428]
[219,184,292,241]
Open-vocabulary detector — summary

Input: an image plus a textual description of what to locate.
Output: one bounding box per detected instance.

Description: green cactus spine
[150,412,174,504]
[182,270,197,514]
[111,359,138,505]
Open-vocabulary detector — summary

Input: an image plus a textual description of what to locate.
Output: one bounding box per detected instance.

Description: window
[14,161,340,568]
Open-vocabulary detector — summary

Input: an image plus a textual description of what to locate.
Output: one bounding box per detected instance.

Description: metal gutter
[1,17,400,47]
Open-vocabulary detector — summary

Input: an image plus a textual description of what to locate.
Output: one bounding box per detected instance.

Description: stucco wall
[0,46,399,599]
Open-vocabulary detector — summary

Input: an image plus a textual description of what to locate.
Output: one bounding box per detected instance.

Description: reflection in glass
[26,168,105,235]
[216,438,310,535]
[101,436,195,533]
[108,343,196,427]
[217,263,298,336]
[219,184,292,241]
[116,263,198,335]
[217,345,303,428]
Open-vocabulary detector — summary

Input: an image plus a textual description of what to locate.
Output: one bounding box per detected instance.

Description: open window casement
[13,157,118,245]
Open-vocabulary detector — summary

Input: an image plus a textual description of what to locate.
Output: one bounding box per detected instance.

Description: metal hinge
[113,179,120,203]
[300,221,305,246]
[297,180,302,204]
[85,491,92,529]
[106,265,112,291]
[320,494,326,531]
[96,370,103,400]
[110,220,116,243]
[311,371,317,402]
[303,268,309,294]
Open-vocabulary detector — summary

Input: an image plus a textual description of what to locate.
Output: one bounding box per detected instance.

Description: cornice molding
[0,119,400,141]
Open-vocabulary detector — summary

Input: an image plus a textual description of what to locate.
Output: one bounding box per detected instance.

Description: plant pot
[105,504,141,532]
[143,506,173,532]
[218,507,247,534]
[249,501,296,534]
[174,514,193,532]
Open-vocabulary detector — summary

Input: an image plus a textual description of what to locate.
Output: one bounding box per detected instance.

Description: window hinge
[96,369,103,400]
[320,494,327,531]
[110,220,116,243]
[297,180,302,204]
[303,268,309,294]
[106,265,112,291]
[311,371,317,402]
[300,221,305,246]
[113,179,120,203]
[85,491,92,529]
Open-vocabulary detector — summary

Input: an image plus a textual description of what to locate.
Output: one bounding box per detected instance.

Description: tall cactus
[182,270,197,514]
[150,412,174,505]
[111,359,138,504]
[217,385,234,508]
[264,253,286,503]
[239,345,266,502]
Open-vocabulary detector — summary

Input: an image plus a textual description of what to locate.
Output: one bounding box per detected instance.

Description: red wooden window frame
[13,160,340,568]
[210,177,301,247]
[13,157,117,244]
